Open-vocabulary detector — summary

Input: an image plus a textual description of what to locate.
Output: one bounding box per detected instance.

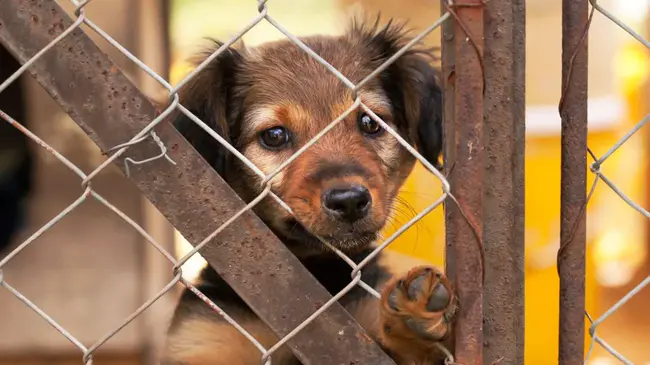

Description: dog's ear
[171,41,244,177]
[349,17,443,169]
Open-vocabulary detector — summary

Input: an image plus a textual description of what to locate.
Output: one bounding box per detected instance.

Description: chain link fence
[0,0,494,364]
[570,1,650,364]
[3,0,648,364]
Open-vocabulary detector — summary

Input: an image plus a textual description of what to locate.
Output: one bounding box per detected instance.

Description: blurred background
[0,0,649,364]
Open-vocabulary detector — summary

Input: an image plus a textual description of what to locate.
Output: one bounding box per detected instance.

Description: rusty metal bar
[441,0,456,280]
[444,1,485,364]
[559,0,589,364]
[0,1,396,364]
[482,0,526,363]
[645,21,650,283]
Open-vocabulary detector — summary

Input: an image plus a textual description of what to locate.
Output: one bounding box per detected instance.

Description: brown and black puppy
[163,17,457,365]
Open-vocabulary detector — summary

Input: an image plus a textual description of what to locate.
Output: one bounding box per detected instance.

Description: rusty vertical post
[482,0,526,363]
[644,21,650,269]
[441,0,456,279]
[559,0,588,364]
[444,1,484,364]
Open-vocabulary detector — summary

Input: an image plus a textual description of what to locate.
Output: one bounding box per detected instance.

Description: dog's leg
[162,316,296,365]
[378,265,457,365]
[346,252,457,365]
[161,270,297,365]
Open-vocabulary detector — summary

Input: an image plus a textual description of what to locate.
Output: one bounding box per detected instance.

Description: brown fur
[163,16,453,365]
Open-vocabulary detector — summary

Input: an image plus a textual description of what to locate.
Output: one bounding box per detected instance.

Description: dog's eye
[358,113,384,136]
[260,127,291,149]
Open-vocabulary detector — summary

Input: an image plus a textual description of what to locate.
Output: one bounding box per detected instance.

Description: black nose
[322,185,372,223]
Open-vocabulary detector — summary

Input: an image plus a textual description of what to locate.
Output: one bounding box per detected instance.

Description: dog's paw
[379,266,458,343]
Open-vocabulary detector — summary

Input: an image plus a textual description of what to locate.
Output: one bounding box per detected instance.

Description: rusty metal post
[482,0,526,363]
[444,1,484,364]
[559,0,588,364]
[441,0,456,279]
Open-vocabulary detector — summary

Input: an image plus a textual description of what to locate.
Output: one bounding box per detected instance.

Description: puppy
[162,17,457,365]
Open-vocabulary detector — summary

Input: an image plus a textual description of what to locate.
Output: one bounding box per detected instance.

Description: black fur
[172,42,245,177]
[0,45,33,255]
[185,248,390,316]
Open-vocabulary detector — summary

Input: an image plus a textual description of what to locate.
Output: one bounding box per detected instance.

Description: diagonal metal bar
[0,1,395,363]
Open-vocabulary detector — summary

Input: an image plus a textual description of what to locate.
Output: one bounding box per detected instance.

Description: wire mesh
[6,0,647,364]
[0,1,464,364]
[575,1,650,364]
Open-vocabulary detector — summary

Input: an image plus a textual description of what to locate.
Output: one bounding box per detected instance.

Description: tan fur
[163,318,294,365]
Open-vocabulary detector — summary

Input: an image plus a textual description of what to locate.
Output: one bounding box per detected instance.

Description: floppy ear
[171,41,244,177]
[349,18,444,170]
[405,55,444,170]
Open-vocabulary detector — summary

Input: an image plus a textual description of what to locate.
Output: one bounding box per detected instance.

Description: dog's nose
[322,185,371,223]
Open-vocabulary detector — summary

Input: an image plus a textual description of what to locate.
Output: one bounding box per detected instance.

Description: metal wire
[579,2,650,364]
[0,1,458,364]
[8,0,647,364]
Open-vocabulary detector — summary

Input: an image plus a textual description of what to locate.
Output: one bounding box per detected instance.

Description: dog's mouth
[283,218,379,252]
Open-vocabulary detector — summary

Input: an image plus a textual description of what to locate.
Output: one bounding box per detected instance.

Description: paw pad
[380,266,457,342]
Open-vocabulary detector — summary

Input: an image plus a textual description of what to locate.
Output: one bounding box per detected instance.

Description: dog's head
[173,18,443,256]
